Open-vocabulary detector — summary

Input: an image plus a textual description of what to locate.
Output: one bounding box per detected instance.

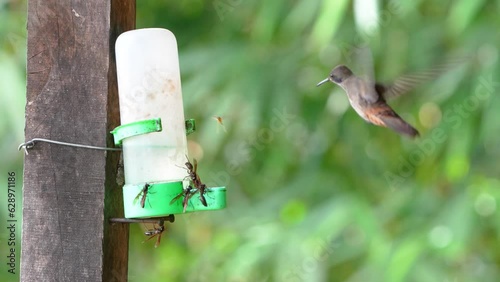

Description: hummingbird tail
[379,115,420,138]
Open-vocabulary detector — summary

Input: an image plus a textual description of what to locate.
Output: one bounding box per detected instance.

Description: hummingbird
[316,64,449,138]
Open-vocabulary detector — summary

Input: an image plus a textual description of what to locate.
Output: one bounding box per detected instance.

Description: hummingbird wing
[342,77,380,104]
[351,46,378,94]
[375,71,438,100]
[376,59,467,100]
[354,46,376,84]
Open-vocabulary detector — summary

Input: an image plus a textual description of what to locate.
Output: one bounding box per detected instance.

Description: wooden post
[22,1,135,281]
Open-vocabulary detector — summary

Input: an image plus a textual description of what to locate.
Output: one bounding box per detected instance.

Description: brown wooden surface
[22,1,135,281]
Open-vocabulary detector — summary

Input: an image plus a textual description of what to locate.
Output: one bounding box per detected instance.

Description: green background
[1,0,500,281]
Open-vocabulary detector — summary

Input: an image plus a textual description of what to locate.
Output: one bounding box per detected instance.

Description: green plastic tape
[111,118,196,146]
[170,186,227,213]
[185,119,196,135]
[123,181,226,218]
[111,118,162,146]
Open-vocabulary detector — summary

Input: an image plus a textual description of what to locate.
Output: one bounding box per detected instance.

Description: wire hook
[18,138,122,155]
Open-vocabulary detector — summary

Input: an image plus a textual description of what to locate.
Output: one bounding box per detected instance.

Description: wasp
[170,185,197,213]
[213,116,227,132]
[143,219,165,248]
[183,156,208,207]
[133,183,150,208]
[172,156,209,211]
[197,183,207,207]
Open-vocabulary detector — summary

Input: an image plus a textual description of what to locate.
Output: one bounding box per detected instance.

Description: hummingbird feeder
[112,28,226,218]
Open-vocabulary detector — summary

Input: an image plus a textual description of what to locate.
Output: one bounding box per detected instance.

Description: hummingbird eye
[330,74,342,83]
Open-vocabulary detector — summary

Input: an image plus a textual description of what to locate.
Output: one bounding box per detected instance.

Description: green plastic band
[110,118,162,146]
[185,119,196,135]
[123,181,227,218]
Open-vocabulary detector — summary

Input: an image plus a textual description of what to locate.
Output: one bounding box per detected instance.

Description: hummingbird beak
[316,78,329,87]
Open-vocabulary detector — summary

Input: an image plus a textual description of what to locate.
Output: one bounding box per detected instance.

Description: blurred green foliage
[0,1,25,282]
[2,0,500,281]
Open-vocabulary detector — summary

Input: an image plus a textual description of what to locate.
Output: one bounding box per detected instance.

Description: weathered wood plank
[22,1,135,281]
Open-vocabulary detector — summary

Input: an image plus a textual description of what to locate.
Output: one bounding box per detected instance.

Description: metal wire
[18,138,122,155]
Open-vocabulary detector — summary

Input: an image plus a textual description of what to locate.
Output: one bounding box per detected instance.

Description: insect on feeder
[111,28,226,218]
